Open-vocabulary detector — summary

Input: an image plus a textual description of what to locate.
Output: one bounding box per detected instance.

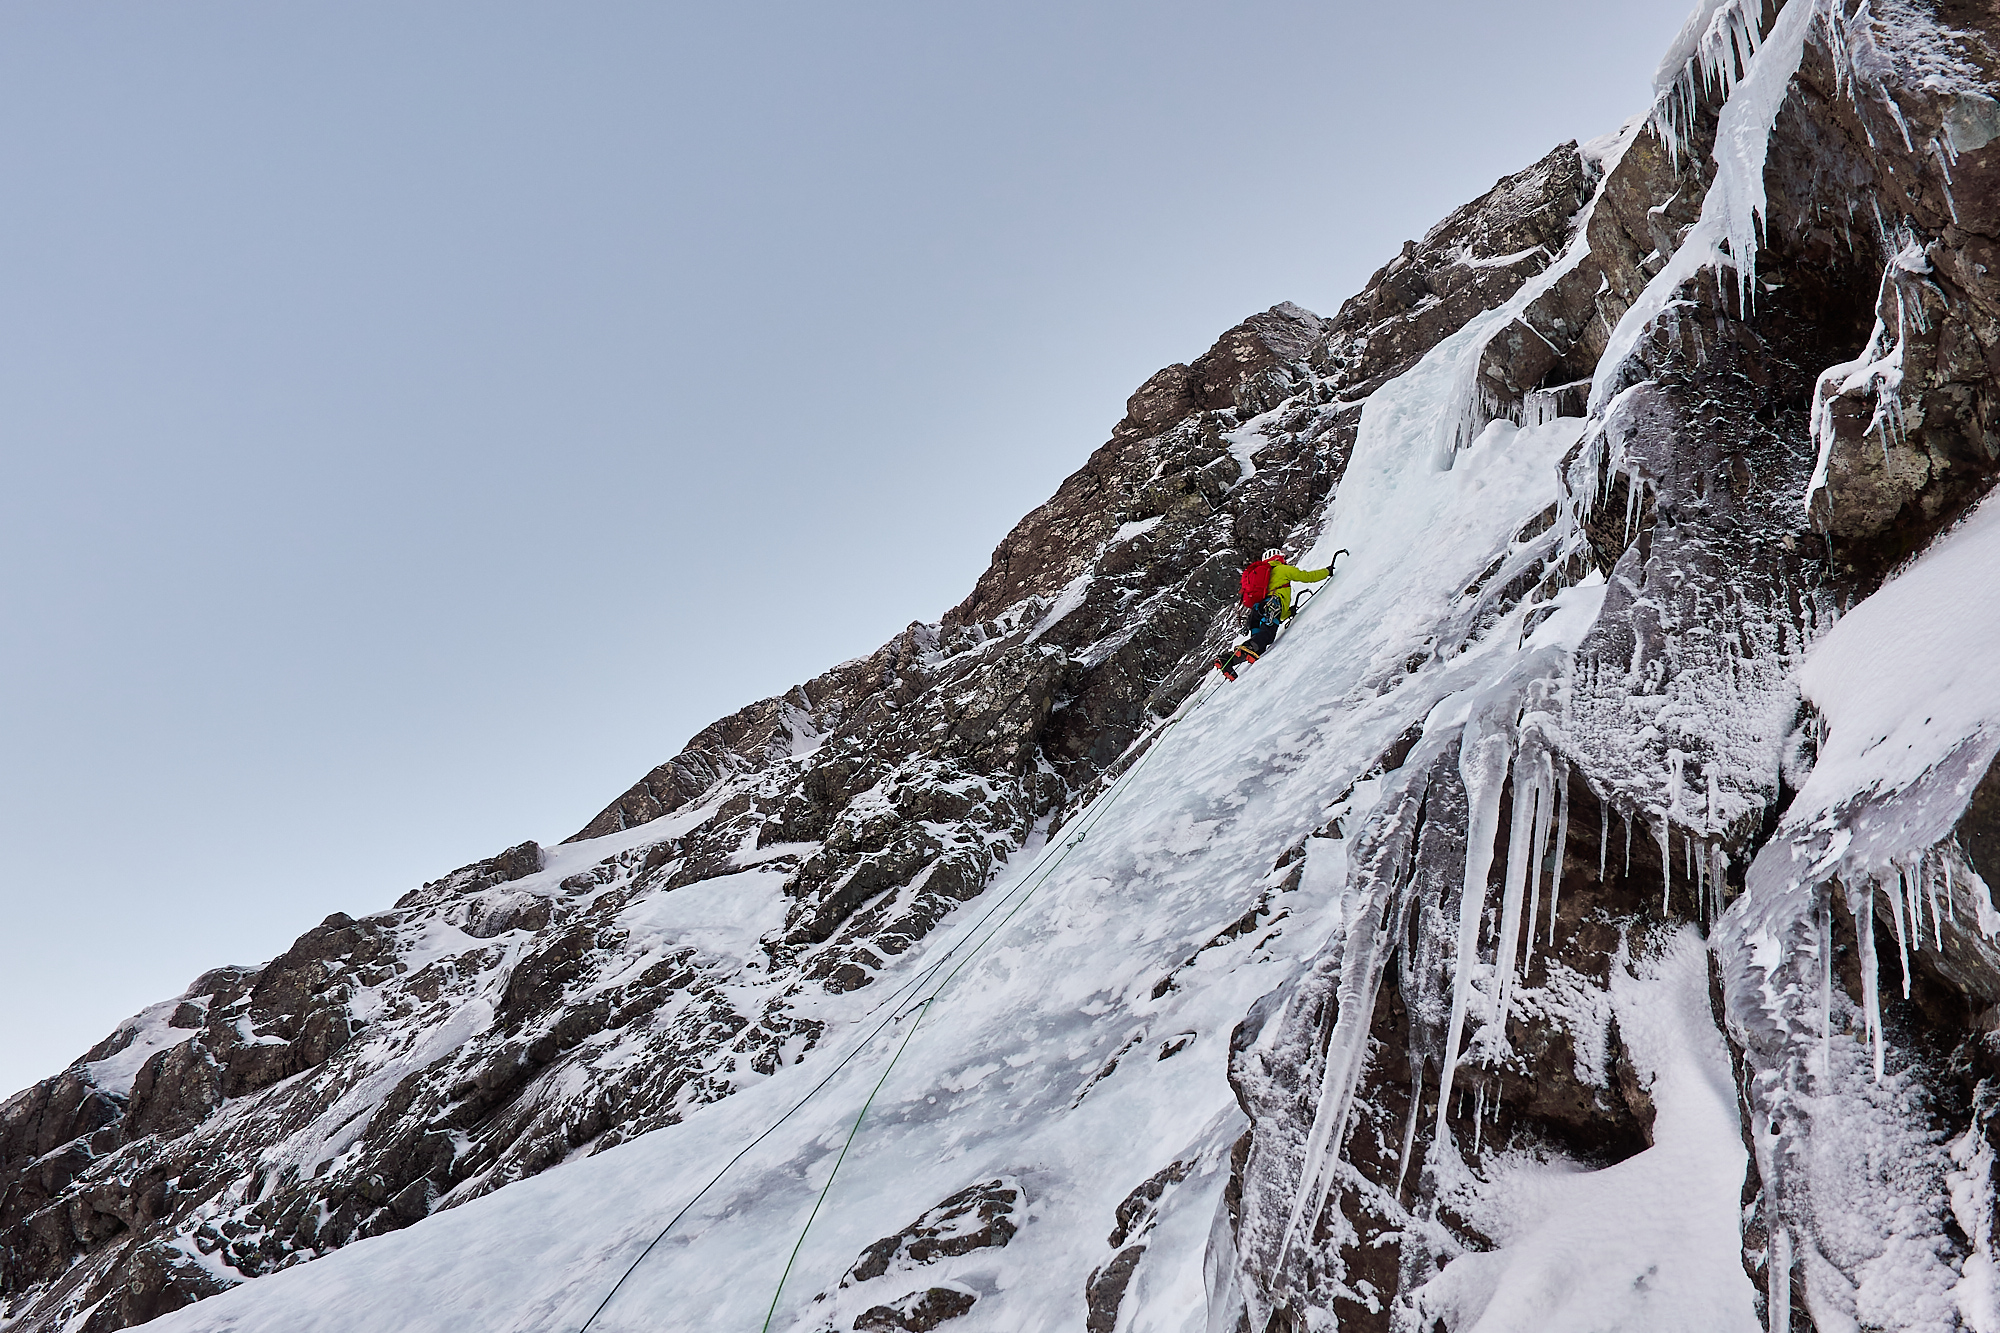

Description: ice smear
[1113,515,1166,545]
[1806,240,1929,514]
[81,997,199,1097]
[1825,0,1991,138]
[1579,116,1646,176]
[1412,927,1759,1333]
[1117,1110,1243,1333]
[1795,988,1963,1332]
[1652,0,1768,160]
[1225,411,1286,483]
[616,864,789,962]
[1715,489,2000,1333]
[1025,573,1092,642]
[1735,488,2000,976]
[1950,1102,2000,1333]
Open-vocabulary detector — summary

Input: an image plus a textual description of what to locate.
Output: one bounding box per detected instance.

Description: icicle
[1521,799,1544,977]
[1473,1081,1486,1157]
[1624,810,1633,877]
[1927,856,1946,950]
[1903,862,1924,956]
[1888,871,1911,1000]
[1492,760,1543,1028]
[1523,752,1556,980]
[1547,760,1570,946]
[1710,843,1729,915]
[1770,1223,1793,1333]
[1597,792,1609,885]
[1857,883,1885,1081]
[1885,94,1915,153]
[1695,841,1708,925]
[1436,733,1513,1148]
[1658,815,1673,917]
[1393,1065,1425,1200]
[1934,139,1962,224]
[1272,786,1439,1280]
[1519,785,1544,976]
[1818,891,1833,1083]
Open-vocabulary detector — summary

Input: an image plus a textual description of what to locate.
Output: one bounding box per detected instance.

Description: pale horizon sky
[0,0,1692,1097]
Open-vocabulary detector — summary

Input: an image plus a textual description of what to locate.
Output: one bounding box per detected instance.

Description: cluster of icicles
[1821,0,1986,224]
[1563,406,1655,552]
[1649,0,1971,181]
[1829,846,1996,1081]
[1806,237,1933,515]
[1651,0,1771,166]
[1272,706,1745,1277]
[1438,739,1740,1142]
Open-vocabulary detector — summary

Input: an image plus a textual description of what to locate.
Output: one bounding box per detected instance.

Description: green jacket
[1267,562,1330,618]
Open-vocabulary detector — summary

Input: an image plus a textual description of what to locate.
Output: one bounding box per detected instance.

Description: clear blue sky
[0,0,1690,1097]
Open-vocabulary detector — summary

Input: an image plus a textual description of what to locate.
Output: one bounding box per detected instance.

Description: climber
[1212,547,1340,680]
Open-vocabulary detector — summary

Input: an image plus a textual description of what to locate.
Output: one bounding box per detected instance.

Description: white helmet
[1261,547,1289,562]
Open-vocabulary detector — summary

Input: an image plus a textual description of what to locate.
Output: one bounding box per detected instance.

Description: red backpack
[1240,558,1278,607]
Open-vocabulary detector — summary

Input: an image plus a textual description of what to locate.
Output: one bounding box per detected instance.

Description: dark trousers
[1218,608,1282,676]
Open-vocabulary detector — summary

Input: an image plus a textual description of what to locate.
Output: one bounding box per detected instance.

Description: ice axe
[1293,551,1348,613]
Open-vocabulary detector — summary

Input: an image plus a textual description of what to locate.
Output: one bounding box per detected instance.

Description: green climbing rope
[752,674,1222,1329]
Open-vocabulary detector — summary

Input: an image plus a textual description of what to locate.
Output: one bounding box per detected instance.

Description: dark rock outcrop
[804,1180,1020,1332]
[842,1179,1021,1287]
[852,1285,977,1333]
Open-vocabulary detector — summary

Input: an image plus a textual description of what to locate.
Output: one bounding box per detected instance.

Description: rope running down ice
[754,672,1228,1332]
[574,666,1228,1333]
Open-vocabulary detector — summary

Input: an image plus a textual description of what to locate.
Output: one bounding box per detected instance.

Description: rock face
[7,2,2000,1330]
[802,1179,1022,1331]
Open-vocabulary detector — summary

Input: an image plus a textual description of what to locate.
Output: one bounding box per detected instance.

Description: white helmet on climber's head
[1262,547,1290,563]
